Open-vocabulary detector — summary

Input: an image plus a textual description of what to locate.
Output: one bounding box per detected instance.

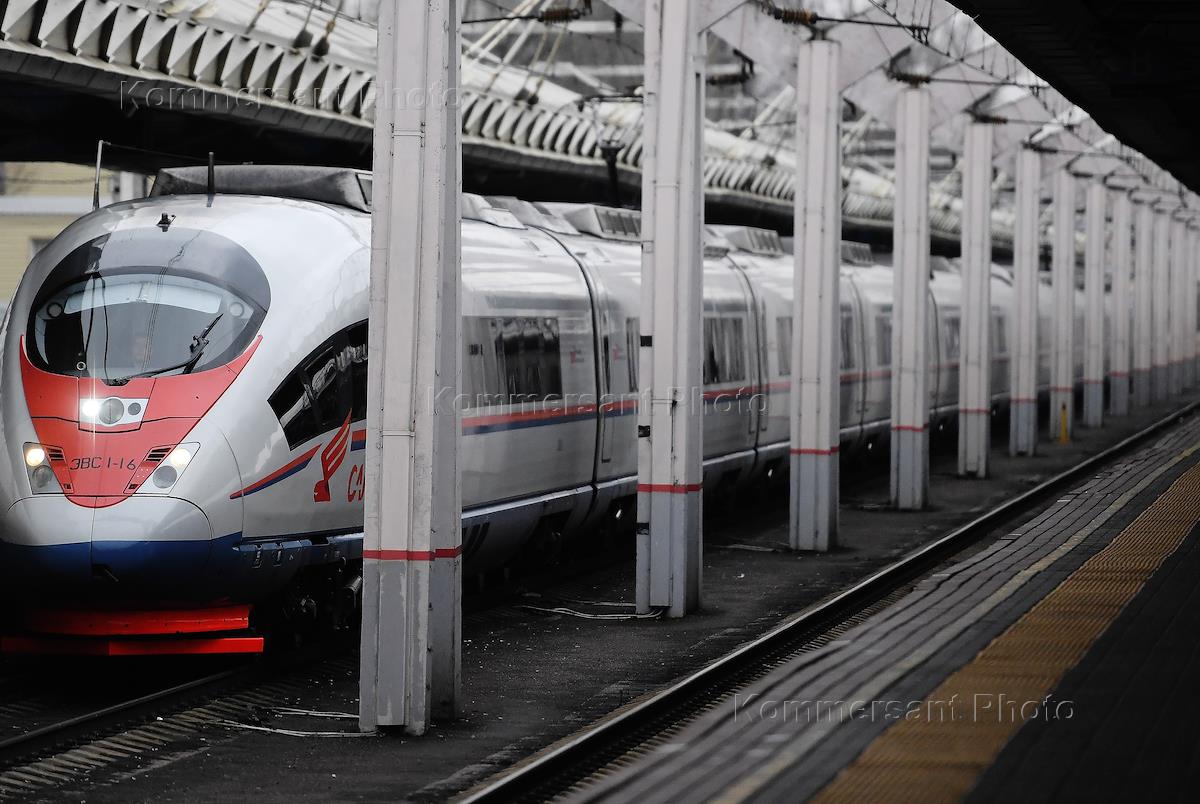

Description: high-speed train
[0,165,1092,654]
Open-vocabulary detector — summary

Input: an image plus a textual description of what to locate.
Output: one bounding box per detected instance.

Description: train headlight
[23,445,46,467]
[167,447,193,470]
[138,442,199,495]
[151,465,178,489]
[80,398,102,420]
[31,465,55,491]
[23,442,62,494]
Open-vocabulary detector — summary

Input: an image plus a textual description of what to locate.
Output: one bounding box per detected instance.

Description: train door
[580,264,615,468]
[549,239,640,487]
[841,275,868,439]
[927,290,941,424]
[727,260,765,441]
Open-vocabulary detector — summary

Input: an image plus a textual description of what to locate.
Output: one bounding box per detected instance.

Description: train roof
[148,166,876,267]
[152,165,373,212]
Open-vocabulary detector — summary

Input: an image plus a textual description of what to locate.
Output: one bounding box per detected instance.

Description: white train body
[0,166,1094,648]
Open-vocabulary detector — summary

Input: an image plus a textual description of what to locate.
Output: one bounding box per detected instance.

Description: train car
[0,165,1094,655]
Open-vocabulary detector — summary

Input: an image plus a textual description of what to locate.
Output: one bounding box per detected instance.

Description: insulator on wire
[770,5,818,25]
[539,6,583,23]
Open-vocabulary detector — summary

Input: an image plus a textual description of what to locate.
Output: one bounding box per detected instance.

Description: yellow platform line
[809,460,1200,804]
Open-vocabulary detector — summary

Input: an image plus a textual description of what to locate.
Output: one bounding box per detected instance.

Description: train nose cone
[0,496,216,603]
[90,497,215,596]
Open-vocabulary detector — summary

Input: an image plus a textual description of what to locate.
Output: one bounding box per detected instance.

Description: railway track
[459,400,1200,803]
[0,665,243,768]
[0,637,356,798]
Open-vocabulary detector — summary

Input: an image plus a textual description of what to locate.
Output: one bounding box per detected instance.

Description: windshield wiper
[106,313,224,386]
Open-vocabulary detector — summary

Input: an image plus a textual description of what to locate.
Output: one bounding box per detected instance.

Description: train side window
[704,316,747,385]
[776,316,792,376]
[269,321,366,450]
[348,321,368,421]
[626,317,640,391]
[840,309,856,370]
[943,316,961,359]
[463,316,564,405]
[306,338,350,431]
[876,313,893,366]
[993,314,1008,354]
[269,373,319,449]
[463,316,494,409]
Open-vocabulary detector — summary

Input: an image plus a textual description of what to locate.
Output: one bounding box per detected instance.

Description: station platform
[578,412,1200,803]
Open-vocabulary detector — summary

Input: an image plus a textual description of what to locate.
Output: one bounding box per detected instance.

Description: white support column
[1081,182,1106,427]
[1109,191,1132,416]
[1169,216,1185,396]
[117,172,142,201]
[891,85,930,510]
[1011,147,1041,455]
[1132,200,1154,406]
[1192,224,1200,385]
[635,0,704,617]
[1152,209,1171,401]
[1049,169,1076,441]
[957,121,992,478]
[1180,217,1190,386]
[360,0,461,735]
[789,37,841,551]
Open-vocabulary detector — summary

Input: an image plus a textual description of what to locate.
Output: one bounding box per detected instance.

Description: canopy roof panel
[952,0,1200,194]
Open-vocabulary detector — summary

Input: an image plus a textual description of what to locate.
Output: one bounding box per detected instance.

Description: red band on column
[364,547,462,561]
[789,446,840,456]
[637,483,703,494]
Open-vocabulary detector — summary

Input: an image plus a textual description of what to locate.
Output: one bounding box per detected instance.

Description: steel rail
[0,668,244,768]
[0,636,350,770]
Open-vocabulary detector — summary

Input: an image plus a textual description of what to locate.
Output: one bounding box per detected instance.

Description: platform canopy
[3,0,1195,238]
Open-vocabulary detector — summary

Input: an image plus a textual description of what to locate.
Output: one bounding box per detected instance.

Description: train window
[462,316,563,407]
[307,343,348,429]
[993,315,1008,354]
[943,316,961,360]
[626,317,640,391]
[704,317,747,385]
[27,230,269,382]
[840,310,856,370]
[776,316,792,376]
[876,313,893,366]
[269,374,317,449]
[348,322,369,421]
[269,321,367,450]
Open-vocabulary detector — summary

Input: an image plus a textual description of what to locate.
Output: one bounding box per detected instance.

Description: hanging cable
[312,0,344,56]
[525,21,570,104]
[291,0,318,49]
[245,0,272,33]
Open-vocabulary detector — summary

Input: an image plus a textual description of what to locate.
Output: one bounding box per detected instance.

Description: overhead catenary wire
[464,1,590,25]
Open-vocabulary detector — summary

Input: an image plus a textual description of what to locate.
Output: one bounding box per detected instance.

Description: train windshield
[29,273,261,382]
[26,229,270,383]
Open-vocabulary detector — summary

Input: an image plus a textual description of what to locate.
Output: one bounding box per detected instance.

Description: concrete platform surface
[570,409,1200,802]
